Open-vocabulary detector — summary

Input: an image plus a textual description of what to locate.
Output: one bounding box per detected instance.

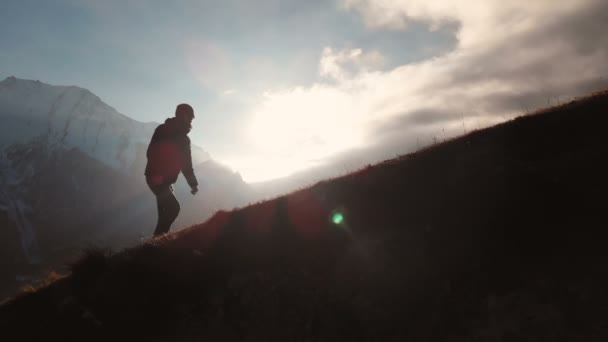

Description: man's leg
[152,184,181,236]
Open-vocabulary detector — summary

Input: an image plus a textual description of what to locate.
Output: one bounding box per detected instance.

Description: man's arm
[180,135,199,189]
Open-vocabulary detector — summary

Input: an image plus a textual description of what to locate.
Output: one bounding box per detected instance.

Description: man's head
[175,103,194,130]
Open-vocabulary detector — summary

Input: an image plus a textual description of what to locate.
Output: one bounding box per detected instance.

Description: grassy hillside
[2,90,608,341]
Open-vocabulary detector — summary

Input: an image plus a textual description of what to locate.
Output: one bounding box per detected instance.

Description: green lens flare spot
[332,212,344,225]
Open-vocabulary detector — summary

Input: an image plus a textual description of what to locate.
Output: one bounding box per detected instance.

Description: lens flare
[332,212,344,225]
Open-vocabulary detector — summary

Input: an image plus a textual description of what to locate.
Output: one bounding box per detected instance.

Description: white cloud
[230,0,608,182]
[339,0,586,48]
[238,84,370,181]
[319,47,386,82]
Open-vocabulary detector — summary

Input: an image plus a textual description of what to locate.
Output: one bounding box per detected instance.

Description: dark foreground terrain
[2,90,608,341]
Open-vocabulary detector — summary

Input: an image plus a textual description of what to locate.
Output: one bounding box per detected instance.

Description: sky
[1,0,607,182]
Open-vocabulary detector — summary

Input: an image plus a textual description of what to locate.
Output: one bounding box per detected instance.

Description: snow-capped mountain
[0,77,252,300]
[0,76,209,173]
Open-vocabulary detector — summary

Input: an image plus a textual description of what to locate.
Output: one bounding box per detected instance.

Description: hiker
[145,103,198,236]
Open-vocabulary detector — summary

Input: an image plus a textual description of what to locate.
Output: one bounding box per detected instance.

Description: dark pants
[148,182,180,236]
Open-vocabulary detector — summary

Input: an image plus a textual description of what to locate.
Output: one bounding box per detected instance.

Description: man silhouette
[145,103,198,236]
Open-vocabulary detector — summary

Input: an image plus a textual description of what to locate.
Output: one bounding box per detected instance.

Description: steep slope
[176,159,254,228]
[2,90,607,341]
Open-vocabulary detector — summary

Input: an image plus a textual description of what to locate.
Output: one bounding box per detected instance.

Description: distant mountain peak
[1,76,99,103]
[0,77,210,173]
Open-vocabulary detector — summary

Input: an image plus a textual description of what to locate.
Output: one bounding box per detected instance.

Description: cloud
[319,47,386,82]
[338,0,587,47]
[46,0,608,182]
[239,0,608,180]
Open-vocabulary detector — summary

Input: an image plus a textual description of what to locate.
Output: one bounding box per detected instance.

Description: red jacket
[145,117,198,187]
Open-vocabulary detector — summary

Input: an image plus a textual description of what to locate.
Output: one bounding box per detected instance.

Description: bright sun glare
[236,87,367,183]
